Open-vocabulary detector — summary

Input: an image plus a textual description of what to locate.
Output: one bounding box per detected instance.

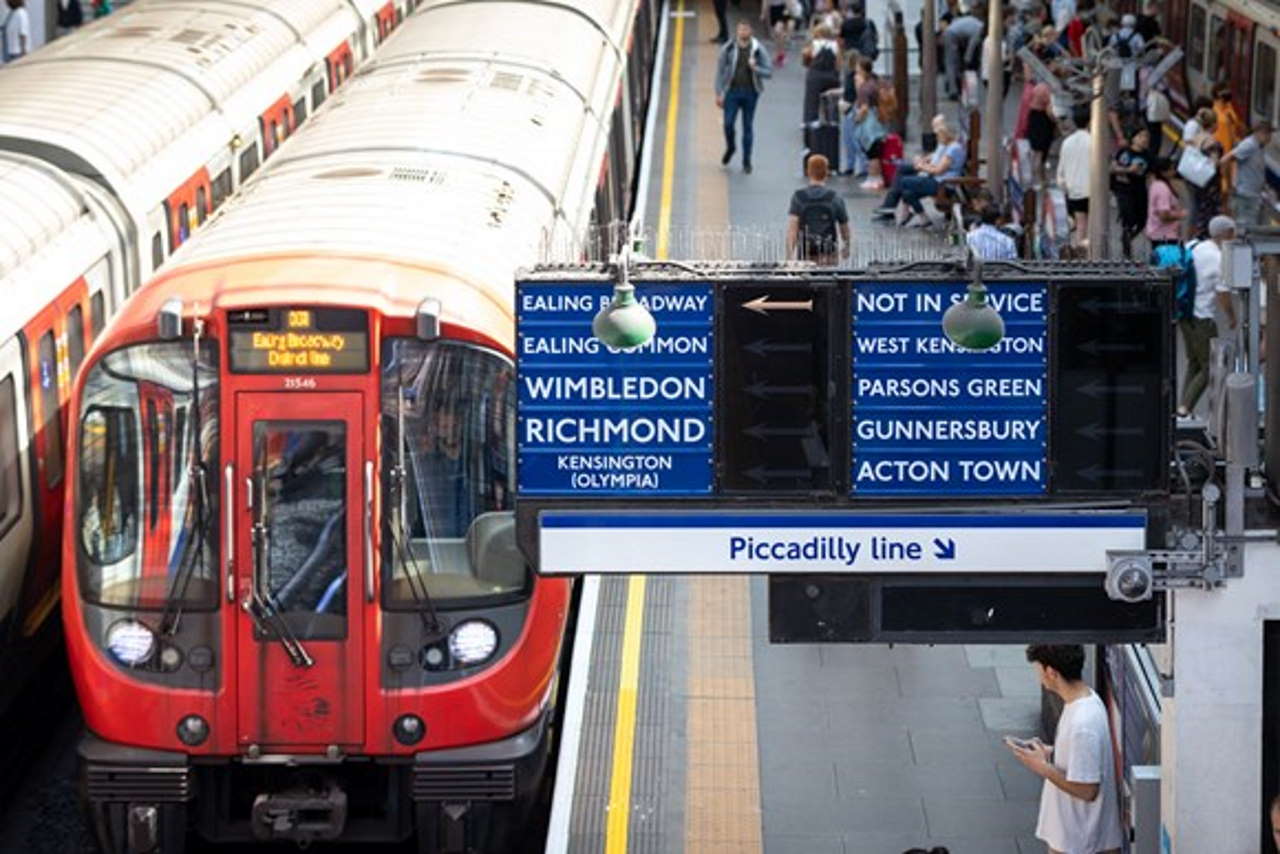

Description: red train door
[234,393,365,750]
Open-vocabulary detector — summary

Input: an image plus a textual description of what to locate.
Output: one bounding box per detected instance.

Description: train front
[63,288,571,853]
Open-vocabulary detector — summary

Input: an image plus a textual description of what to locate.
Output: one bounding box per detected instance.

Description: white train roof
[172,0,629,308]
[0,0,363,200]
[0,154,116,344]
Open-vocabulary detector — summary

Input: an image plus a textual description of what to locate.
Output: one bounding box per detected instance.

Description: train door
[18,279,89,637]
[0,337,32,648]
[1253,32,1279,130]
[234,393,366,750]
[1223,13,1254,119]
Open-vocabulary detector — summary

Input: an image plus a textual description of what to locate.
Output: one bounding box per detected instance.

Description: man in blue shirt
[967,207,1018,259]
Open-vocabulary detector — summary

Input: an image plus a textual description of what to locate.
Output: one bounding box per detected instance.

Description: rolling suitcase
[802,89,841,172]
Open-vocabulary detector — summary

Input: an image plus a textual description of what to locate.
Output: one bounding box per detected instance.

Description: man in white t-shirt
[2,0,31,63]
[1176,215,1238,417]
[1007,644,1122,854]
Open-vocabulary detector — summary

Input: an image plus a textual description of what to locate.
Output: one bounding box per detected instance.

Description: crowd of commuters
[2,0,115,64]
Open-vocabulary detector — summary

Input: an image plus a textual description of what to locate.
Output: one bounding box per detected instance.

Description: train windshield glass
[381,339,523,605]
[77,341,219,610]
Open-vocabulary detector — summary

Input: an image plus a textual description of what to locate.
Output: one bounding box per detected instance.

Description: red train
[61,0,659,850]
[0,0,408,720]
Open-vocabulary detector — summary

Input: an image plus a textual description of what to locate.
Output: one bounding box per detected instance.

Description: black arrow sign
[1078,340,1145,356]
[1078,299,1159,315]
[744,338,813,358]
[1076,464,1144,482]
[745,381,814,399]
[1076,380,1145,399]
[1076,423,1145,441]
[744,465,813,484]
[743,423,817,441]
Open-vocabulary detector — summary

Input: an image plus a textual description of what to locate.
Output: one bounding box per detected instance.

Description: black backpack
[859,19,879,61]
[798,188,838,257]
[1115,31,1135,59]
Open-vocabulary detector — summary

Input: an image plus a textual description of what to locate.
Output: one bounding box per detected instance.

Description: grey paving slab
[909,726,1011,767]
[997,760,1046,802]
[1017,833,1047,853]
[964,644,1033,668]
[923,796,1041,837]
[836,760,1005,800]
[842,831,933,854]
[761,756,839,795]
[896,662,1003,698]
[764,834,846,854]
[927,838,1022,854]
[765,794,929,836]
[833,695,985,730]
[822,723,917,765]
[980,696,1044,732]
[994,665,1043,697]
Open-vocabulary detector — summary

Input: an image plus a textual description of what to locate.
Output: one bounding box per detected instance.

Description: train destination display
[228,306,370,372]
[517,282,715,496]
[850,282,1049,496]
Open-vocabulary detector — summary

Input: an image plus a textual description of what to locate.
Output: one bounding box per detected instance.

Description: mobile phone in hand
[1004,736,1033,750]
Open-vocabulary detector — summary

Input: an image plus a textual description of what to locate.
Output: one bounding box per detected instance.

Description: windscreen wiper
[245,436,314,668]
[160,320,210,636]
[388,381,445,640]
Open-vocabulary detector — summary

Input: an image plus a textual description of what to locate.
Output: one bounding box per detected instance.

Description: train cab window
[0,376,21,534]
[380,339,525,606]
[77,341,219,610]
[1188,5,1206,73]
[90,292,105,340]
[250,420,347,639]
[312,80,326,109]
[67,306,85,380]
[293,96,307,125]
[195,188,207,225]
[211,168,233,210]
[151,232,164,270]
[1256,43,1277,120]
[36,332,63,487]
[239,145,260,183]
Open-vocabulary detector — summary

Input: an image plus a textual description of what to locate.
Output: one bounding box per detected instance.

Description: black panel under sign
[1052,282,1170,493]
[719,283,837,493]
[770,575,1164,643]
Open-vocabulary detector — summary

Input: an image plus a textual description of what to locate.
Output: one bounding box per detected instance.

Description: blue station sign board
[516,282,715,496]
[850,282,1049,496]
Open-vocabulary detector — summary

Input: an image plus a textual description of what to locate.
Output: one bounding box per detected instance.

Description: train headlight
[448,620,498,666]
[105,620,156,667]
[176,715,209,747]
[393,714,426,746]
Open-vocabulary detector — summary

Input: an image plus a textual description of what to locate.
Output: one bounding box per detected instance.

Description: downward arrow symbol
[933,538,956,560]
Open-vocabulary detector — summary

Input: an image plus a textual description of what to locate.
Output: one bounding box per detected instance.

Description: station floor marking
[602,2,686,850]
[683,5,764,852]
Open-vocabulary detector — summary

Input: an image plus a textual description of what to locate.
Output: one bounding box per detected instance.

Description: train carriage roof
[0,0,362,201]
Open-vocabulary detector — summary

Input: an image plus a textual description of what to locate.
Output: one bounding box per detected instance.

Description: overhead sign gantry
[514,260,1173,642]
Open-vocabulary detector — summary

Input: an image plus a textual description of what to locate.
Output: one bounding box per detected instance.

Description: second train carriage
[63,0,661,850]
[0,0,411,718]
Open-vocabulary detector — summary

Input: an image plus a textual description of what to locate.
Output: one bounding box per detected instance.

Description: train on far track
[0,0,410,720]
[60,0,659,851]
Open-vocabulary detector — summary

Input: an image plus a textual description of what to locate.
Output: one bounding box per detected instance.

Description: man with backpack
[1171,215,1238,418]
[787,154,850,264]
[839,1,879,61]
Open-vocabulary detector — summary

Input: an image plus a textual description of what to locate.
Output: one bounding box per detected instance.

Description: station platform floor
[545,3,1050,853]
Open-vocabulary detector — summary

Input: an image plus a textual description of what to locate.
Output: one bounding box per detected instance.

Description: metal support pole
[1268,255,1280,487]
[1086,70,1111,259]
[983,0,1004,205]
[921,0,938,150]
[891,2,909,138]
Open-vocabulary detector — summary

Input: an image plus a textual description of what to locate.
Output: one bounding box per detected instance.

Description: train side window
[0,375,21,535]
[178,203,190,242]
[239,145,260,182]
[1188,5,1206,73]
[90,292,105,340]
[196,187,208,224]
[312,79,326,108]
[151,232,164,270]
[294,96,308,125]
[1255,42,1277,120]
[67,306,85,381]
[37,332,63,487]
[1207,16,1227,85]
[211,168,233,209]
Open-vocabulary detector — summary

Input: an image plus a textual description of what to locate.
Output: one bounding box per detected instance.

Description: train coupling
[250,779,348,844]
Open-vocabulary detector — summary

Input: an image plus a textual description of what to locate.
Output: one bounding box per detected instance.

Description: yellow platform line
[603,3,685,850]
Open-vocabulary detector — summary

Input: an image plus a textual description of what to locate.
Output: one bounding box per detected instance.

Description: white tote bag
[1177,142,1217,189]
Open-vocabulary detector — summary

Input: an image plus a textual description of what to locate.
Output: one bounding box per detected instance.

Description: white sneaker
[894,206,912,226]
[860,178,884,191]
[904,213,931,228]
